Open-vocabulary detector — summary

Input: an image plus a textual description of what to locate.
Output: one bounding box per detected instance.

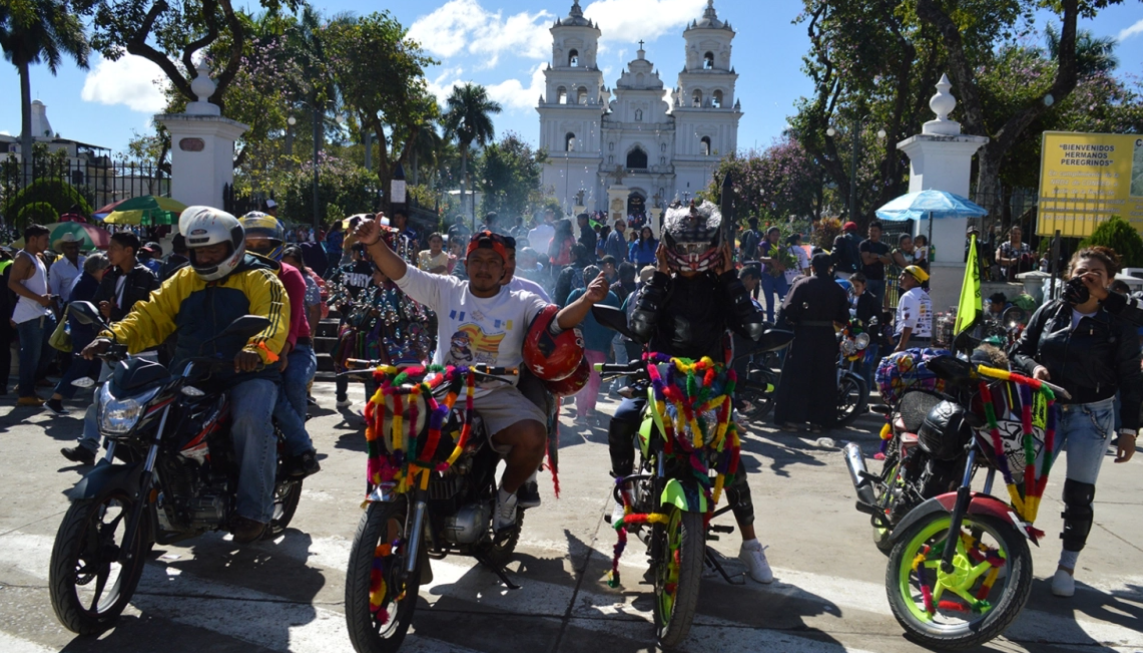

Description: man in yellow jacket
[83,207,289,543]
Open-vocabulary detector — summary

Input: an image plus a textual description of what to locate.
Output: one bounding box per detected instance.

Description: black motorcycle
[49,302,304,635]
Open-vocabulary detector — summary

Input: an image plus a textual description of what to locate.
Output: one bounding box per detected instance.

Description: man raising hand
[355,218,608,531]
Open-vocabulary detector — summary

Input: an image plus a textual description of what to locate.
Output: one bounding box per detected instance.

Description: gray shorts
[473,385,547,439]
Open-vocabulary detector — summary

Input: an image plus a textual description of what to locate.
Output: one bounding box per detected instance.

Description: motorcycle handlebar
[596,361,644,375]
[341,360,517,378]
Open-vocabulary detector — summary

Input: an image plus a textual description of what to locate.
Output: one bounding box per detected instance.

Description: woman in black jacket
[1011,246,1140,598]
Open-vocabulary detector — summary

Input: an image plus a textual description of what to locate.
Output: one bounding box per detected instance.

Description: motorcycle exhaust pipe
[843,442,877,507]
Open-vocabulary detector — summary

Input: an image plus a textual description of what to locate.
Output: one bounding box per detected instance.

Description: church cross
[638,40,645,49]
[611,164,627,185]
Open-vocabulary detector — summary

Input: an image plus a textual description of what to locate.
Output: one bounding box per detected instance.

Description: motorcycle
[836,319,871,426]
[844,354,1071,649]
[49,302,304,635]
[341,360,528,653]
[592,305,793,649]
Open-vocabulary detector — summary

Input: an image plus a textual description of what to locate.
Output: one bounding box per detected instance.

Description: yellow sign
[1037,131,1143,237]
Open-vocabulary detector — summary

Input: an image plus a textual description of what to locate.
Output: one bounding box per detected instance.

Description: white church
[537,0,742,221]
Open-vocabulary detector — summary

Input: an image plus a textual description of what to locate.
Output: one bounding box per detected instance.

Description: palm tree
[443,84,501,227]
[1045,23,1118,77]
[0,0,89,183]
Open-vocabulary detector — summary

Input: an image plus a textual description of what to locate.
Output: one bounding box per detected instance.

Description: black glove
[1063,276,1090,306]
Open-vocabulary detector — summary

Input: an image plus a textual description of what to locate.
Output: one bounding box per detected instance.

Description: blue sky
[1,0,1141,157]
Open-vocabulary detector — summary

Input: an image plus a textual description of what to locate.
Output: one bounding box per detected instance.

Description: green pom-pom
[607,573,621,588]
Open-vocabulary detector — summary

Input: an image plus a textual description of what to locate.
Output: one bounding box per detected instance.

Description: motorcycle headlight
[99,385,161,435]
[841,340,856,356]
[855,333,871,349]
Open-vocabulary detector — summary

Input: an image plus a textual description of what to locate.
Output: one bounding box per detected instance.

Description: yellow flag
[955,233,982,338]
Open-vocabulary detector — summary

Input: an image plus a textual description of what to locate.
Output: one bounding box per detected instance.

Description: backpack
[834,233,861,273]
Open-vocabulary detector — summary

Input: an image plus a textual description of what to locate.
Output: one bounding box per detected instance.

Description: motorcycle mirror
[591,305,643,343]
[68,301,104,327]
[71,377,96,389]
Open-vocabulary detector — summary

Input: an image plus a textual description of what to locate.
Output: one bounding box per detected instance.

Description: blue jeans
[760,274,788,323]
[860,343,880,390]
[16,314,56,397]
[866,279,886,307]
[230,378,279,523]
[610,333,629,391]
[53,333,99,400]
[281,344,316,420]
[1044,397,1116,486]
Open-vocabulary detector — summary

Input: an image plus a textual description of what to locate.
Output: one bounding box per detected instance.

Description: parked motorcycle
[49,302,304,635]
[845,354,1070,649]
[835,320,870,427]
[593,305,793,649]
[342,361,527,653]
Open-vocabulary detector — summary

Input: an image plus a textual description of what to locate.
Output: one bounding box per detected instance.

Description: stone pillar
[607,185,629,227]
[156,62,249,215]
[895,74,989,312]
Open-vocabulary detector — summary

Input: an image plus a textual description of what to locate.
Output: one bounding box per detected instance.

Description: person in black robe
[773,253,850,431]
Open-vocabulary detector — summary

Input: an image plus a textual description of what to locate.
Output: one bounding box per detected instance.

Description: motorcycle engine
[442,501,491,545]
[189,492,230,530]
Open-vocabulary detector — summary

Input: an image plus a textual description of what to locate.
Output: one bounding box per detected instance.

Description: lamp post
[827,120,886,223]
[287,110,320,229]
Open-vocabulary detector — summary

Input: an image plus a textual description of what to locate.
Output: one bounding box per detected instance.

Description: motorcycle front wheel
[837,371,868,427]
[266,478,303,538]
[49,489,152,635]
[345,499,422,653]
[654,507,704,650]
[886,512,1032,650]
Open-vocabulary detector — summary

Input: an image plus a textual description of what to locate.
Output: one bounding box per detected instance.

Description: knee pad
[607,418,637,478]
[1061,479,1096,552]
[725,472,755,527]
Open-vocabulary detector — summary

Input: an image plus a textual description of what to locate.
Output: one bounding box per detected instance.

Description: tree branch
[181,0,220,83]
[209,0,246,110]
[125,2,195,102]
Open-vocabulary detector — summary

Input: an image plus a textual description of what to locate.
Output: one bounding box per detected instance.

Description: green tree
[277,154,376,226]
[1080,215,1143,268]
[443,83,501,227]
[913,0,1132,217]
[0,0,89,183]
[704,137,826,225]
[2,178,94,228]
[324,11,438,199]
[476,134,544,221]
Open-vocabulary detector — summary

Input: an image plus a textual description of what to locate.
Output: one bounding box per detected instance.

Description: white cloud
[584,0,706,47]
[484,64,548,111]
[1118,18,1143,41]
[408,0,554,68]
[80,54,168,113]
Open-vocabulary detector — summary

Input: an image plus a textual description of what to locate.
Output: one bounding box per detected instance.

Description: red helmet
[543,356,590,397]
[522,305,585,381]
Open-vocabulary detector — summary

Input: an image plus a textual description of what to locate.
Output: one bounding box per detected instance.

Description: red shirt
[278,261,310,348]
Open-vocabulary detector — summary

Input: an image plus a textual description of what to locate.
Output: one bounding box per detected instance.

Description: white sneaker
[610,502,627,527]
[1051,568,1075,597]
[335,398,352,408]
[493,490,518,531]
[739,539,773,584]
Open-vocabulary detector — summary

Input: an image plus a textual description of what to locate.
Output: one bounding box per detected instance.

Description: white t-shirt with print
[895,287,933,339]
[394,265,549,396]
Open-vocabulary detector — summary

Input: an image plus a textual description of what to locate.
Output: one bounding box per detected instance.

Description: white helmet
[179,206,246,281]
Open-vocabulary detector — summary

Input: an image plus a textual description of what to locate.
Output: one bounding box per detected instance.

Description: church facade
[537,1,742,218]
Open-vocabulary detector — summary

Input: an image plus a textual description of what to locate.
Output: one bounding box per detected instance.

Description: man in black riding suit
[607,201,774,583]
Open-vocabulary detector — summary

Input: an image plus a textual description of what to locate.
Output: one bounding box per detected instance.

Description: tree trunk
[460,145,469,228]
[19,61,33,187]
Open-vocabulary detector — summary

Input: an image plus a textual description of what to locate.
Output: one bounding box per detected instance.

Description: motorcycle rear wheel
[886,512,1032,650]
[266,478,303,538]
[49,490,152,635]
[654,507,704,650]
[346,499,422,653]
[837,372,868,427]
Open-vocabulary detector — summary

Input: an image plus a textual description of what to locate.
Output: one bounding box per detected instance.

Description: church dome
[555,0,593,28]
[687,0,733,32]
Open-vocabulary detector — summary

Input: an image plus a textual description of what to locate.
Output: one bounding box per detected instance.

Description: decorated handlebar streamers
[362,364,476,622]
[975,365,1058,530]
[606,353,741,588]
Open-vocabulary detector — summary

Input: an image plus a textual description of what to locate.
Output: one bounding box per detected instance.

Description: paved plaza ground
[1,381,1141,653]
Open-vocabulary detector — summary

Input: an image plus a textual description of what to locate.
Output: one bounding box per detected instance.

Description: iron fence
[1,155,168,223]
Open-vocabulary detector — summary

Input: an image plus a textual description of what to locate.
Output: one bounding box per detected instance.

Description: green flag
[954,233,982,339]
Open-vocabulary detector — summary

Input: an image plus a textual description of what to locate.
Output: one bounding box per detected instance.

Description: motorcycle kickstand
[474,553,521,590]
[704,546,746,585]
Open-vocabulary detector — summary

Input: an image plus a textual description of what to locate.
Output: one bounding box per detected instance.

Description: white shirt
[507,276,551,303]
[394,266,548,396]
[895,287,933,339]
[527,223,555,253]
[784,246,809,286]
[12,250,52,324]
[49,255,85,302]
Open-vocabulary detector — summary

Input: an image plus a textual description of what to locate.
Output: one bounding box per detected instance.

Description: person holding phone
[1011,246,1140,597]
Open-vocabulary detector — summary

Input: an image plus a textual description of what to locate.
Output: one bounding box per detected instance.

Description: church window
[609,142,614,152]
[692,90,703,107]
[700,136,711,156]
[660,143,667,153]
[712,90,723,108]
[577,86,588,105]
[704,52,714,69]
[627,146,648,170]
[569,49,579,67]
[636,73,645,87]
[565,133,576,152]
[635,109,643,122]
[557,87,567,104]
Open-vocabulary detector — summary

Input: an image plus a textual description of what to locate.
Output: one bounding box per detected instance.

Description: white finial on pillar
[186,61,221,116]
[923,73,960,136]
